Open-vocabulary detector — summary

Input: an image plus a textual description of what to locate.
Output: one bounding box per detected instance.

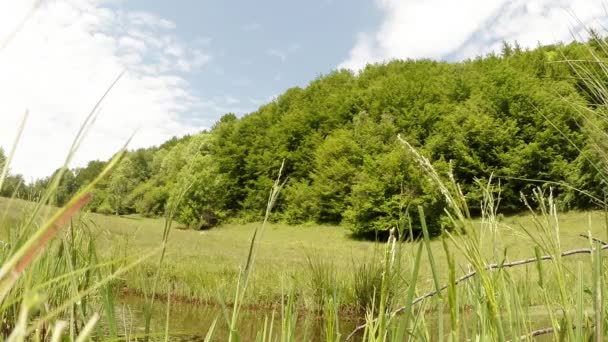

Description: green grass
[3,193,608,341]
[93,214,384,307]
[4,196,604,313]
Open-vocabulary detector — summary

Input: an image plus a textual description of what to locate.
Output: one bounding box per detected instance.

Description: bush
[282,180,320,224]
[96,200,114,215]
[352,256,400,314]
[344,148,445,238]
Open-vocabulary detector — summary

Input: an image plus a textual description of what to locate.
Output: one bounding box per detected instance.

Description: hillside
[10,39,608,236]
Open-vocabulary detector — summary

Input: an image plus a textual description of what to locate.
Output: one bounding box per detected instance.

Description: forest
[4,38,607,237]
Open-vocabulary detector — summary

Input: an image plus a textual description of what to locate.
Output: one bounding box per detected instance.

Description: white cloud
[266,48,287,62]
[119,36,146,53]
[127,11,176,30]
[340,0,608,70]
[166,44,184,57]
[199,96,251,118]
[191,50,212,69]
[0,0,212,181]
[266,44,300,63]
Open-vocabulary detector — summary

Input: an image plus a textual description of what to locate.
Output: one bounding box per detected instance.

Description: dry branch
[406,244,608,310]
[515,327,554,340]
[578,233,608,246]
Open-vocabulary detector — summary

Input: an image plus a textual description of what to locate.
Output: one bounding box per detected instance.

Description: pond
[114,294,360,341]
[113,295,567,341]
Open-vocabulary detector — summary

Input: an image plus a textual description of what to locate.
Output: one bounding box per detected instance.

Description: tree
[0,175,25,198]
[0,147,5,172]
[107,158,139,215]
[26,38,605,236]
[168,134,229,229]
[55,170,78,206]
[74,161,106,188]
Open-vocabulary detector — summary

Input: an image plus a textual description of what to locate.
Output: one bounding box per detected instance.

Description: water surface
[114,294,359,341]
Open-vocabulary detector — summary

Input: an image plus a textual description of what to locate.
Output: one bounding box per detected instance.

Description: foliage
[10,39,608,236]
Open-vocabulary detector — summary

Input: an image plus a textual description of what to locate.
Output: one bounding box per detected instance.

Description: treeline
[6,39,608,236]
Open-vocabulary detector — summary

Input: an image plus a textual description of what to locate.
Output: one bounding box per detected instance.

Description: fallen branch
[578,234,608,246]
[511,322,595,341]
[409,244,608,312]
[518,327,554,340]
[346,244,608,340]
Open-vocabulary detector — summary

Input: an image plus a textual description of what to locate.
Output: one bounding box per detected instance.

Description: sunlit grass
[10,193,601,310]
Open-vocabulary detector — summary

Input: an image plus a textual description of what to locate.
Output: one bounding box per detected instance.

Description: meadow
[2,11,608,340]
[3,192,607,340]
[91,206,608,310]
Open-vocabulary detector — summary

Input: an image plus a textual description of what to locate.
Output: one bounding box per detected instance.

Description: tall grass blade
[0,193,91,304]
[74,313,99,342]
[204,318,218,342]
[576,261,584,342]
[50,321,68,342]
[229,161,285,341]
[418,206,442,298]
[594,239,603,341]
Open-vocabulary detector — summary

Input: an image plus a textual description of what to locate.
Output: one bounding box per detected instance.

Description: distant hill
[18,39,608,236]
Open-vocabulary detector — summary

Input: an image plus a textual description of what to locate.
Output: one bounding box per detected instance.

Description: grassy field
[106,210,608,308]
[3,197,605,311]
[3,193,608,340]
[4,193,608,341]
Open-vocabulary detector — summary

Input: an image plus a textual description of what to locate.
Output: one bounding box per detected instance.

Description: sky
[0,0,606,181]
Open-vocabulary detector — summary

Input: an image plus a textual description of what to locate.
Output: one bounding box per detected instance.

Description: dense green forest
[4,39,608,236]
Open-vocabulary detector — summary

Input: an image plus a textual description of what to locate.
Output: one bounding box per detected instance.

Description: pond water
[113,295,566,341]
[114,294,360,341]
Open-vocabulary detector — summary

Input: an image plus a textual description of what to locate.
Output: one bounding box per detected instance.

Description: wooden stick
[578,233,608,246]
[525,326,554,339]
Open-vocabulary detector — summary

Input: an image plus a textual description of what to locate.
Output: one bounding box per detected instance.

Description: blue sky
[108,0,383,127]
[0,0,606,180]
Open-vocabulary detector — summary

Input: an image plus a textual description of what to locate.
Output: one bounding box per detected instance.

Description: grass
[3,196,606,312]
[0,141,149,340]
[0,71,157,341]
[95,213,383,307]
[2,12,608,341]
[5,190,608,341]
